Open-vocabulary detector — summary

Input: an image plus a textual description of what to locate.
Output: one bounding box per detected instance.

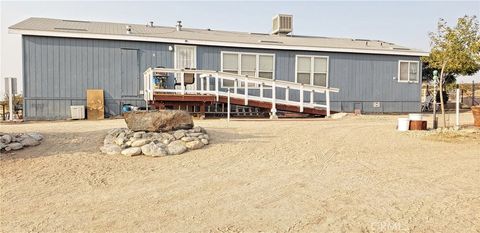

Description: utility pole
[432,70,439,129]
[4,77,16,121]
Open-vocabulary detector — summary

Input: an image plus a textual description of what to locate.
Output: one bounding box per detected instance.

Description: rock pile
[100,126,210,157]
[0,132,44,152]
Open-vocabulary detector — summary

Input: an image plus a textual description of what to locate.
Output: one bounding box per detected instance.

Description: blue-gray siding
[23,35,421,120]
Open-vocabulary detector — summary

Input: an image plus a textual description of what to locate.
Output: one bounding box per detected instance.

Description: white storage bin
[70,105,85,120]
[397,118,410,131]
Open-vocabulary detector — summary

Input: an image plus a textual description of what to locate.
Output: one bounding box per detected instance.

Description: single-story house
[9,16,428,120]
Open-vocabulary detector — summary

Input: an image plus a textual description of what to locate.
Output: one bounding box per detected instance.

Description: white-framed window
[295,55,329,87]
[221,51,275,88]
[398,60,419,83]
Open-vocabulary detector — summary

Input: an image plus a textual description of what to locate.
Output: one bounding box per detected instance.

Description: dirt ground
[1,113,479,232]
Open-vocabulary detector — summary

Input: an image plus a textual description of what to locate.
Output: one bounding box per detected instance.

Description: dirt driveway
[1,113,479,232]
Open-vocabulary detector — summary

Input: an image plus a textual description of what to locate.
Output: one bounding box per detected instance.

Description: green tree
[423,15,480,128]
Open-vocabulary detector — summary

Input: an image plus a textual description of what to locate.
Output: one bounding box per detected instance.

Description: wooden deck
[151,94,331,116]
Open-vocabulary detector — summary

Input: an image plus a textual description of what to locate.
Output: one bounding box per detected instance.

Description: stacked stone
[0,132,44,152]
[100,126,209,157]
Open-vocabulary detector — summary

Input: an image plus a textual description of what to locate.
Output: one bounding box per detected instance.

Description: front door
[174,45,197,89]
[120,48,140,97]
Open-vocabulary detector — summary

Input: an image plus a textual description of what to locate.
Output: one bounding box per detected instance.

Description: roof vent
[126,25,132,34]
[259,40,283,44]
[176,21,182,31]
[272,14,293,36]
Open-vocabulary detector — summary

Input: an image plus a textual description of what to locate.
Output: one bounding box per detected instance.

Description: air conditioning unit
[70,105,85,120]
[272,14,293,35]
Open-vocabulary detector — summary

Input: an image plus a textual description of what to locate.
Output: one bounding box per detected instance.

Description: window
[295,55,329,87]
[221,52,275,88]
[398,61,419,83]
[222,53,238,87]
[259,55,274,79]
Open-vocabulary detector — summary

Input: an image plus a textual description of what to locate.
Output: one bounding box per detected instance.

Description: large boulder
[124,110,194,132]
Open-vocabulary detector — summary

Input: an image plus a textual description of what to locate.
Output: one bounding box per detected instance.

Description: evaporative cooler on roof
[272,14,293,35]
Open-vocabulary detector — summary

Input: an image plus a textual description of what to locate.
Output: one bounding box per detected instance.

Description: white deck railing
[143,67,339,117]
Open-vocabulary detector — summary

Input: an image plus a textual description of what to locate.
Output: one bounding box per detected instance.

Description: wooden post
[285,87,289,102]
[310,90,314,104]
[206,75,211,92]
[260,83,264,98]
[227,88,231,122]
[181,71,185,95]
[244,77,249,105]
[300,85,304,112]
[215,73,219,101]
[270,81,277,119]
[234,79,238,94]
[200,102,206,119]
[326,90,331,117]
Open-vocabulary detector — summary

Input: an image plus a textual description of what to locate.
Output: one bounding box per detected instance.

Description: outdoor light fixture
[168,45,173,51]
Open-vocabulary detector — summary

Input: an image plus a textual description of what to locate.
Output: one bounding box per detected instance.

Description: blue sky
[1,1,479,93]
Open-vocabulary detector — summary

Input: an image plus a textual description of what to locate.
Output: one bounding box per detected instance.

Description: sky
[1,1,479,94]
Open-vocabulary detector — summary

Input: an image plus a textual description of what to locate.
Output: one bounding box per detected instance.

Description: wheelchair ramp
[144,68,339,117]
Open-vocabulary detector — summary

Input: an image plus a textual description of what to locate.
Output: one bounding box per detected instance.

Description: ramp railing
[143,67,339,117]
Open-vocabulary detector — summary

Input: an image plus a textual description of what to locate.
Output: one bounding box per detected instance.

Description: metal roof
[9,17,428,56]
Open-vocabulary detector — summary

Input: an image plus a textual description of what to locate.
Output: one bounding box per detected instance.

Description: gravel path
[1,113,478,232]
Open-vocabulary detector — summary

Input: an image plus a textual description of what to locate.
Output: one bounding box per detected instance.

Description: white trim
[9,28,429,57]
[295,55,329,87]
[397,60,420,83]
[220,51,275,89]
